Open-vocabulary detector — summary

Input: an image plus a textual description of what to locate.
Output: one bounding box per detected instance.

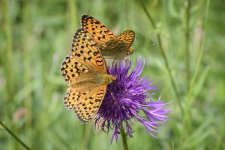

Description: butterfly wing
[81,15,115,44]
[64,85,107,123]
[61,28,110,123]
[98,39,127,58]
[115,30,135,51]
[98,30,135,59]
[61,54,108,123]
[81,15,136,59]
[71,28,107,73]
[61,54,94,84]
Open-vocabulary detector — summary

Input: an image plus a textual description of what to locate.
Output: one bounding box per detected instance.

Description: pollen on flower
[94,58,171,143]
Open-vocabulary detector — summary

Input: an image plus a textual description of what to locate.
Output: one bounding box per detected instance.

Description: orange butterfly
[81,15,135,59]
[61,28,115,123]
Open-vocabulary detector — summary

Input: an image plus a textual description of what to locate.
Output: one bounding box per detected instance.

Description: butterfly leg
[108,89,116,101]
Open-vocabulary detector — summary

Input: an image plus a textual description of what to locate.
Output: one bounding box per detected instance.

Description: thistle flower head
[94,59,171,143]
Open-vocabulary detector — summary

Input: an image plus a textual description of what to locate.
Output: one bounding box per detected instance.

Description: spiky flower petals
[95,59,171,143]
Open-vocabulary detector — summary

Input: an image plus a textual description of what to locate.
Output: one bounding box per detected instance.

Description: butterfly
[81,15,135,59]
[61,28,116,123]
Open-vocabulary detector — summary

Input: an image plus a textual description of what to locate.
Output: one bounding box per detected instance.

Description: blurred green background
[0,0,225,149]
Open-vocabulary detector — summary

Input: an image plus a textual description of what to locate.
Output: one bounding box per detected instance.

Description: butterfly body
[81,15,135,59]
[69,73,115,89]
[61,29,116,123]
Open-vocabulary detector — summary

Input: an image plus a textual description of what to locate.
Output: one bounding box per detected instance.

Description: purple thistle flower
[94,59,171,143]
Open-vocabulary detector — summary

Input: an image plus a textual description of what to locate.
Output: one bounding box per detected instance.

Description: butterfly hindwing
[64,85,107,123]
[98,30,135,58]
[98,39,127,58]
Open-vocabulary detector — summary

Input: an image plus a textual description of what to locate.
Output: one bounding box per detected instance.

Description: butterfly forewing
[61,54,89,83]
[71,28,107,73]
[81,15,115,44]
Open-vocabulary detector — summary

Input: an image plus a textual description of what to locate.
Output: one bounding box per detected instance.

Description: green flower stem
[140,0,184,115]
[121,126,129,150]
[81,125,92,150]
[1,0,15,104]
[183,0,192,134]
[189,0,210,93]
[184,0,191,91]
[68,0,78,33]
[186,0,210,133]
[0,121,31,150]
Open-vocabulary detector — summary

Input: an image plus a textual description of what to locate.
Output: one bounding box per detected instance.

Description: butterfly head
[128,47,134,55]
[105,74,116,84]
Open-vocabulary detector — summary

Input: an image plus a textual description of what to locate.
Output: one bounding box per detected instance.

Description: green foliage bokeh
[0,0,225,149]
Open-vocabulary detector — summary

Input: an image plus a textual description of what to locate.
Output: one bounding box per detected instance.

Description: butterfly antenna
[112,58,117,64]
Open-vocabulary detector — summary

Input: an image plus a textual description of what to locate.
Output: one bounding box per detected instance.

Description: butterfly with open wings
[61,28,116,123]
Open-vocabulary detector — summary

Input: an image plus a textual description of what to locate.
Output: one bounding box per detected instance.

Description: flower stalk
[184,0,191,92]
[140,0,183,115]
[0,121,31,150]
[121,126,129,150]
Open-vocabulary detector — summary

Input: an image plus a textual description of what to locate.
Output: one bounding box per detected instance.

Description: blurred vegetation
[0,0,225,149]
